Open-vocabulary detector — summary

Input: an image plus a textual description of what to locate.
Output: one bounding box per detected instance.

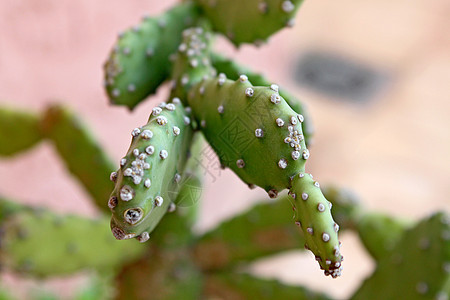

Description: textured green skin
[204,272,332,300]
[40,105,115,214]
[289,173,343,277]
[110,100,194,241]
[194,195,305,270]
[351,213,450,300]
[170,25,215,103]
[194,0,303,46]
[104,3,200,109]
[0,209,145,277]
[188,76,308,193]
[0,107,42,156]
[211,53,314,145]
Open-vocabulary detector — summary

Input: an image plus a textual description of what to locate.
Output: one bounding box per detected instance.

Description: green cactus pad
[289,173,343,278]
[204,272,332,300]
[211,53,314,145]
[40,105,115,213]
[194,0,303,46]
[109,99,193,242]
[188,75,307,195]
[194,195,305,270]
[104,3,200,109]
[170,25,216,103]
[0,209,145,277]
[356,213,411,261]
[0,106,42,156]
[351,212,450,300]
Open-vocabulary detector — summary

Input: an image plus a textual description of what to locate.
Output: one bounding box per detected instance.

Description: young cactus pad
[351,213,450,300]
[194,0,303,46]
[170,26,215,102]
[104,3,200,109]
[188,74,308,195]
[109,99,193,242]
[289,173,343,278]
[0,208,144,277]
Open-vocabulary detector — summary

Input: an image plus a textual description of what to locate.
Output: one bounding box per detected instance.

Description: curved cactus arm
[355,213,411,262]
[104,3,200,109]
[169,25,216,103]
[0,207,146,278]
[40,105,115,214]
[203,272,332,300]
[289,173,343,278]
[109,99,194,242]
[194,0,304,46]
[351,212,450,300]
[193,195,306,270]
[0,106,42,156]
[188,75,308,195]
[210,53,314,145]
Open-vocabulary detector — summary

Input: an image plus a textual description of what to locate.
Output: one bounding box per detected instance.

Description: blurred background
[0,0,449,299]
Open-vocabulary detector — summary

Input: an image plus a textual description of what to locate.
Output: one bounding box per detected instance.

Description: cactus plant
[0,0,448,299]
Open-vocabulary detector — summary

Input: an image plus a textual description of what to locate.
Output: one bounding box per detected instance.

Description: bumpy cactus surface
[109,99,194,242]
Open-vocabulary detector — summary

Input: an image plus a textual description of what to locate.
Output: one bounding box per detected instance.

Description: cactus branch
[40,105,115,214]
[104,3,201,109]
[0,106,42,156]
[0,203,145,277]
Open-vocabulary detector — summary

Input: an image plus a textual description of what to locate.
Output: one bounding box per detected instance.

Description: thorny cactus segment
[211,53,314,145]
[289,174,343,278]
[170,26,215,103]
[0,208,145,277]
[194,0,303,46]
[351,213,450,300]
[188,76,307,194]
[40,105,115,213]
[104,3,200,109]
[109,100,194,242]
[0,107,42,156]
[194,195,306,270]
[204,272,332,300]
[356,213,410,261]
